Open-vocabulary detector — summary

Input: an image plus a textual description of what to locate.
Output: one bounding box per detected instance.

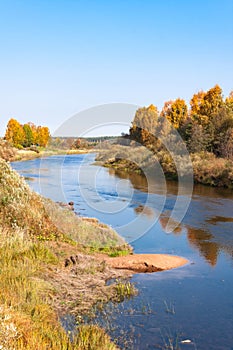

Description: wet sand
[104,254,188,273]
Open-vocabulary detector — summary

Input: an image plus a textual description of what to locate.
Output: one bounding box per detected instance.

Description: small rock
[64,258,70,267]
[180,339,192,344]
[70,256,76,265]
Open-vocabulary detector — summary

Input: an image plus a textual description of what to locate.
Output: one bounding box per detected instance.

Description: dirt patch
[45,243,188,317]
[102,254,188,273]
[45,248,132,317]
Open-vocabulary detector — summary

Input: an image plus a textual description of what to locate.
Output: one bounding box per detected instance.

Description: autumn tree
[218,128,233,159]
[4,118,25,148]
[190,85,224,126]
[36,126,50,147]
[27,122,38,144]
[161,98,188,129]
[200,85,224,117]
[23,124,33,147]
[187,85,233,154]
[187,123,210,153]
[225,91,233,113]
[130,104,159,146]
[190,90,206,122]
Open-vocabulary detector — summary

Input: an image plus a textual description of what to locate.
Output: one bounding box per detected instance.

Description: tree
[161,98,188,129]
[36,126,50,147]
[191,85,224,126]
[4,118,24,148]
[200,84,223,117]
[27,122,38,144]
[188,85,231,154]
[218,128,233,159]
[190,90,206,122]
[225,91,233,112]
[23,124,33,147]
[130,104,159,146]
[187,123,209,153]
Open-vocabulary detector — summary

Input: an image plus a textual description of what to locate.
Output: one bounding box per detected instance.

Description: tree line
[4,118,50,148]
[129,85,233,159]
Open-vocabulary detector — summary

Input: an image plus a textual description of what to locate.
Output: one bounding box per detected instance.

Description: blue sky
[0,0,233,136]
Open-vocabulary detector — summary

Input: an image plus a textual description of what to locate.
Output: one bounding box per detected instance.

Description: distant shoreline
[11,147,93,162]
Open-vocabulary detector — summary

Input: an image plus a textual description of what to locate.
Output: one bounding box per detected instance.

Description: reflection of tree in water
[134,205,155,219]
[108,168,149,192]
[159,213,233,266]
[206,216,233,225]
[186,227,219,266]
[159,213,183,235]
[109,168,233,266]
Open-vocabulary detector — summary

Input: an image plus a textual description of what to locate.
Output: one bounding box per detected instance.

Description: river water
[12,154,233,349]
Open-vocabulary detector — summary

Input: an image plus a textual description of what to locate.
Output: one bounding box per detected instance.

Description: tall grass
[0,158,127,349]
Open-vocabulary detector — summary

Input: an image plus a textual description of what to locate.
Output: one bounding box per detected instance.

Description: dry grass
[191,152,233,188]
[0,139,16,161]
[0,157,131,349]
[44,199,126,248]
[97,144,233,188]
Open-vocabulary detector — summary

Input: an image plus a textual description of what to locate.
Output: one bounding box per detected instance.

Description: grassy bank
[96,144,233,188]
[0,157,134,349]
[0,139,91,162]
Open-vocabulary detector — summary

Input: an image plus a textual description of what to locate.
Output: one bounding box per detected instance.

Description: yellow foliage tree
[191,85,224,126]
[36,126,50,147]
[225,91,233,112]
[190,90,206,121]
[200,84,223,117]
[4,118,25,148]
[161,98,188,128]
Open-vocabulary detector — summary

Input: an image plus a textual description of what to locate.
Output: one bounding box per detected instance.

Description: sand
[104,254,188,273]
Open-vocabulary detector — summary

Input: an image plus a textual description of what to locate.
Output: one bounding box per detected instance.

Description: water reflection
[206,216,233,224]
[134,205,155,219]
[186,226,219,266]
[159,213,183,235]
[110,168,233,199]
[111,168,233,266]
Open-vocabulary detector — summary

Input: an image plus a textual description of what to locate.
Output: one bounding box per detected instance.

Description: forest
[129,85,233,159]
[99,85,233,188]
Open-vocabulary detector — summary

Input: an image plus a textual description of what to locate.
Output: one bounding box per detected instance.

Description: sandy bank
[103,254,188,273]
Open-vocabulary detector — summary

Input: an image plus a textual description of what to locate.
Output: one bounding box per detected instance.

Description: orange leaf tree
[5,118,25,148]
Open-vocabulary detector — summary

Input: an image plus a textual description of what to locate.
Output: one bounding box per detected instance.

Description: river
[11,153,233,350]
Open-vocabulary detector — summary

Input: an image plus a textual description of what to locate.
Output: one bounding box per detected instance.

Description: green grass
[113,280,137,302]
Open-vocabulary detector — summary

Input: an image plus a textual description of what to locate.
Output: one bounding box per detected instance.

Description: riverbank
[96,144,233,189]
[0,139,93,162]
[13,147,93,162]
[0,157,187,349]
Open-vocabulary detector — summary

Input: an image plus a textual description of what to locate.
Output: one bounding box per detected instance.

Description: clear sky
[0,0,233,136]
